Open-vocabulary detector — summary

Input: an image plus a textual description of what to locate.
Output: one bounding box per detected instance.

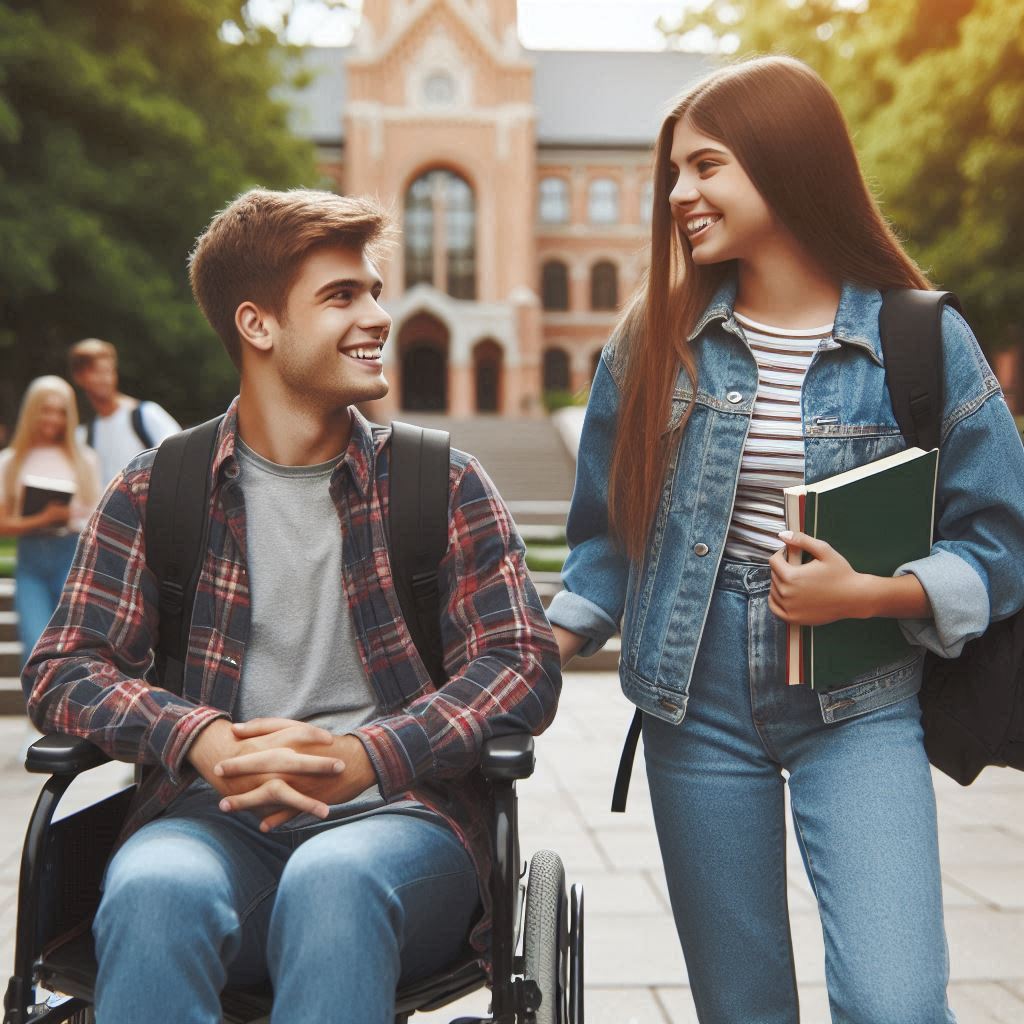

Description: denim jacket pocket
[817,650,924,724]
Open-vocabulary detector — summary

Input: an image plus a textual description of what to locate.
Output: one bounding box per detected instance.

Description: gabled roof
[277,46,716,148]
[531,49,714,147]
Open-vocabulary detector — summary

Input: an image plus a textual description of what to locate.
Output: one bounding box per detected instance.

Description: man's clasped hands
[187,718,378,832]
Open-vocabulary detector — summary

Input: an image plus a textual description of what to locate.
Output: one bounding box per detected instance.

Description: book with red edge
[783,447,938,691]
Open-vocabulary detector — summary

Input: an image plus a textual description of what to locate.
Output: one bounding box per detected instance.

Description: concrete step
[1,676,24,714]
[0,578,12,613]
[0,641,20,678]
[0,611,16,643]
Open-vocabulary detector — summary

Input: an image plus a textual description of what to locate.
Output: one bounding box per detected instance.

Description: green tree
[661,0,1024,353]
[0,0,319,428]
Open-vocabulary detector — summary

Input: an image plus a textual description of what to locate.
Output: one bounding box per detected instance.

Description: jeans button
[726,390,743,404]
[694,542,709,556]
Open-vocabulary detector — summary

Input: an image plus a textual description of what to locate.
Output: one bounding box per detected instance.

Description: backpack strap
[145,416,223,695]
[611,708,643,813]
[84,416,95,450]
[131,402,156,450]
[878,289,962,451]
[388,421,451,688]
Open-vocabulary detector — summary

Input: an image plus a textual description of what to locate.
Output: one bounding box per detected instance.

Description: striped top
[724,312,834,562]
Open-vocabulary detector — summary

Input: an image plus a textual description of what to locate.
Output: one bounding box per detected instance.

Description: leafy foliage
[662,0,1024,351]
[0,0,318,428]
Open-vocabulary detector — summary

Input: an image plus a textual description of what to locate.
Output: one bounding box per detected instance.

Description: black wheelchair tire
[523,849,568,1024]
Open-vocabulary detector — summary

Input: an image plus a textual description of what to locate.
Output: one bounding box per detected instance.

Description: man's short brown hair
[68,338,118,376]
[188,188,395,368]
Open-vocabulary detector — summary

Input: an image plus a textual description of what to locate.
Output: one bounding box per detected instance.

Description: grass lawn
[0,536,13,578]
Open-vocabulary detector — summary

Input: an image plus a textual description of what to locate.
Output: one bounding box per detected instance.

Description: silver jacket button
[694,543,710,556]
[726,391,743,404]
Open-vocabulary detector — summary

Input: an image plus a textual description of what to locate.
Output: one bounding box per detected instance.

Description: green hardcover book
[783,447,938,693]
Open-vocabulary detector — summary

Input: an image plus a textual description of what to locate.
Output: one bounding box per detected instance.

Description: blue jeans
[94,785,481,1024]
[15,532,78,693]
[642,561,956,1024]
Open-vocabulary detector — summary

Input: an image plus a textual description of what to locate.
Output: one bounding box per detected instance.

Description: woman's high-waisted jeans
[16,532,78,694]
[642,560,956,1024]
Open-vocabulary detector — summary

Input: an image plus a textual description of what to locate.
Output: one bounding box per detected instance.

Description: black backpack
[144,417,450,698]
[85,403,155,451]
[880,289,1024,785]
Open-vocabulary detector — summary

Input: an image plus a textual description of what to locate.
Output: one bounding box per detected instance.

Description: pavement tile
[945,909,1024,980]
[943,866,1024,910]
[563,870,665,916]
[937,826,1024,867]
[947,982,1024,1024]
[578,988,669,1023]
[586,913,688,986]
[657,983,833,1023]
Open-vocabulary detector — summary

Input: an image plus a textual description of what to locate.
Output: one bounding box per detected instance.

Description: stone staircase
[0,580,23,714]
[399,415,576,503]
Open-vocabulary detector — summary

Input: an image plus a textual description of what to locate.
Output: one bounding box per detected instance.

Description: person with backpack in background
[24,188,561,1024]
[0,376,101,697]
[69,336,181,487]
[547,55,1024,1023]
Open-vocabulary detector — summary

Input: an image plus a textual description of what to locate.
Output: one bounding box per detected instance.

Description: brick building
[283,0,1023,419]
[283,0,710,419]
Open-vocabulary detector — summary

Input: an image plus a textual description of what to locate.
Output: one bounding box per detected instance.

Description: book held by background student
[21,475,76,519]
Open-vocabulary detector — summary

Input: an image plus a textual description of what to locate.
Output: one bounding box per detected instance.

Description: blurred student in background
[0,376,101,697]
[69,338,180,487]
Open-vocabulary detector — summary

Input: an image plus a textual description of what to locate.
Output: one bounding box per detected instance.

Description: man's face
[262,246,391,411]
[73,356,118,405]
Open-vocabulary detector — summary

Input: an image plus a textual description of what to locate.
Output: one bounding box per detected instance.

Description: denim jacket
[548,277,1024,725]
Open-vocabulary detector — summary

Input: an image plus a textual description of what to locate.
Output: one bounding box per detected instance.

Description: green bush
[0,537,14,578]
[542,389,588,413]
[525,545,569,574]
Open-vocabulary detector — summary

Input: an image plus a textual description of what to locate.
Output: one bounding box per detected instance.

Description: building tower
[345,0,542,418]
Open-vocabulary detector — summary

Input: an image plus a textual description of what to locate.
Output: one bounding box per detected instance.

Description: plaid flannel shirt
[24,399,562,957]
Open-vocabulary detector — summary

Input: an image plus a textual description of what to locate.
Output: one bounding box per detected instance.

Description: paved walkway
[2,673,1023,1023]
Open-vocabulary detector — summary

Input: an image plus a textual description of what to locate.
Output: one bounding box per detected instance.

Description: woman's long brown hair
[608,55,931,561]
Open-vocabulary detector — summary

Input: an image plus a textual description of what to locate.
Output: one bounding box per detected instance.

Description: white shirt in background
[75,400,180,487]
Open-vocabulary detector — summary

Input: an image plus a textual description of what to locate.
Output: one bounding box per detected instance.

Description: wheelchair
[4,732,584,1024]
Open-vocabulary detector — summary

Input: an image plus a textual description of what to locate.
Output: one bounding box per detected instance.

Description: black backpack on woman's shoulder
[880,290,1024,785]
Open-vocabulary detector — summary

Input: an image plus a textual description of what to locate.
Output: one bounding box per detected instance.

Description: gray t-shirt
[227,438,431,828]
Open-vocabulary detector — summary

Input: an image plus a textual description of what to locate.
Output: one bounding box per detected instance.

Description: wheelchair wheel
[523,849,568,1024]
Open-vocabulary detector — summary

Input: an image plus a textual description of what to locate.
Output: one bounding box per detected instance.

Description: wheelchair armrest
[26,734,112,776]
[480,734,535,781]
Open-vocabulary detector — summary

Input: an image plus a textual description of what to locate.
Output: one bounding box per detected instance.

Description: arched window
[473,339,503,413]
[641,180,654,223]
[543,348,571,393]
[403,169,476,299]
[538,177,570,224]
[590,261,618,311]
[588,177,619,225]
[541,260,569,311]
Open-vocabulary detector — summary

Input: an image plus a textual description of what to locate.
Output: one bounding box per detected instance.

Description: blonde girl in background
[0,376,101,697]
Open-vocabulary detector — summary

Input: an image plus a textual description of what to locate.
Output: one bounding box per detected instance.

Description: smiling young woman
[548,55,1024,1023]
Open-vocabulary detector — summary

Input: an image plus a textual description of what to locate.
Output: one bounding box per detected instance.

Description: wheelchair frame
[4,732,581,1024]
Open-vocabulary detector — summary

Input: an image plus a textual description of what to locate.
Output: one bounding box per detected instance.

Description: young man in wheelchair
[23,188,562,1024]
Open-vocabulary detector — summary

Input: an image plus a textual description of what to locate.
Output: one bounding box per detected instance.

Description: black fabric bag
[144,417,450,697]
[880,289,1024,785]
